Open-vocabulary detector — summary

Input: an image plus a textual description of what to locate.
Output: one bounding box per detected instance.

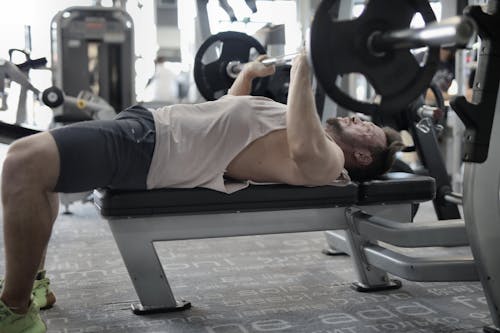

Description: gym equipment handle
[16,57,48,72]
[370,16,476,54]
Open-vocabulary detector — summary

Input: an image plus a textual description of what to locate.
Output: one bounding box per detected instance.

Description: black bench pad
[358,172,436,205]
[94,183,358,217]
[94,172,436,217]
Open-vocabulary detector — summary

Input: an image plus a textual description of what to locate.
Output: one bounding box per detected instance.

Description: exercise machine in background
[50,5,135,123]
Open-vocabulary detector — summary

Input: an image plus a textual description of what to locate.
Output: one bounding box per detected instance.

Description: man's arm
[228,55,275,96]
[287,53,344,184]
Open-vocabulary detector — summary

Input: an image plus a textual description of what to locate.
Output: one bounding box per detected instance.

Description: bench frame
[95,174,477,316]
[103,202,430,314]
[107,206,352,313]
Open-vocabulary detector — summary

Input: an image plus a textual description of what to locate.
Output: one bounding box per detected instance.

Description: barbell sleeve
[370,15,477,54]
[226,52,301,78]
[227,16,475,78]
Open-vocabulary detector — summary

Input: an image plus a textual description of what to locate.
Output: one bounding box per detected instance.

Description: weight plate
[310,0,439,115]
[194,31,268,100]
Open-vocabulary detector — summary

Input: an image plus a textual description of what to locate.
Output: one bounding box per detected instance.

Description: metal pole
[226,52,300,78]
[370,16,476,53]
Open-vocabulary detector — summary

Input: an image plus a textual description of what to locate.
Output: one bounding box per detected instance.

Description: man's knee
[2,132,60,194]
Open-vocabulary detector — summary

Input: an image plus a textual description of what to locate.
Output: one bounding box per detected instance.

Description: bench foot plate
[322,248,347,256]
[351,279,402,292]
[131,300,192,315]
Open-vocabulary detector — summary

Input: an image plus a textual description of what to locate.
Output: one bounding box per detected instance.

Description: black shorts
[50,105,156,193]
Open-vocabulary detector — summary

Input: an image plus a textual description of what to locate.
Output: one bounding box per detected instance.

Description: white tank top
[147,95,288,193]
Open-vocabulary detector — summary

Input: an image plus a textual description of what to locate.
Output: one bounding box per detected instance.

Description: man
[0,53,403,332]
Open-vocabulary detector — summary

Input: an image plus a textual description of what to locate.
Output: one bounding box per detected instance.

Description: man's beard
[326,118,343,136]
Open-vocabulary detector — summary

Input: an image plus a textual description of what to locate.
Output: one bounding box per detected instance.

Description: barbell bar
[369,15,476,55]
[226,52,300,79]
[225,15,475,80]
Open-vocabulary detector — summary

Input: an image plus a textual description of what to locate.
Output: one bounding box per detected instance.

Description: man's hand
[228,54,275,96]
[242,55,276,79]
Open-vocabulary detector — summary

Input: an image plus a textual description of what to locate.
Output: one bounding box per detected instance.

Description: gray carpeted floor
[0,144,493,333]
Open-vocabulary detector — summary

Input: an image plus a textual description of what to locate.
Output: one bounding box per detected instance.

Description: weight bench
[94,172,475,315]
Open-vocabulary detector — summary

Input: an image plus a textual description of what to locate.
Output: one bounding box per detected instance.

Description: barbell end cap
[41,86,64,108]
[226,61,242,79]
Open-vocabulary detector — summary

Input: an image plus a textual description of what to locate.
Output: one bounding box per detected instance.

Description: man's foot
[32,271,56,310]
[0,271,56,311]
[0,299,46,333]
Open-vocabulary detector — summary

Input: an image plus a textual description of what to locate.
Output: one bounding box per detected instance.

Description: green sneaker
[0,271,56,311]
[32,272,56,310]
[0,298,46,333]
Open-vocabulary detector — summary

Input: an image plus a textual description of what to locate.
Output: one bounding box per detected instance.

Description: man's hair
[347,126,404,181]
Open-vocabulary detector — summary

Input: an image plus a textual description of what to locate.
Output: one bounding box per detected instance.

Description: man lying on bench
[0,53,403,333]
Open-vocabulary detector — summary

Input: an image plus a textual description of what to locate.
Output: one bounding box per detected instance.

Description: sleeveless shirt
[147,95,288,193]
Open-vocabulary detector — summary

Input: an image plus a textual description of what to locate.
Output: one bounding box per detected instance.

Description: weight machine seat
[53,113,93,124]
[94,172,435,217]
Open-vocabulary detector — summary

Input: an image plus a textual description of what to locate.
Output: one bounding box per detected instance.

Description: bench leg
[323,230,350,256]
[343,208,401,292]
[107,219,191,314]
[324,204,412,256]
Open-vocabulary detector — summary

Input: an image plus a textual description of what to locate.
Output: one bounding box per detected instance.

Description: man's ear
[353,150,373,166]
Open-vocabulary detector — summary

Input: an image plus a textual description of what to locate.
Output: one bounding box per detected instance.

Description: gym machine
[0,53,45,143]
[313,0,498,331]
[50,5,135,123]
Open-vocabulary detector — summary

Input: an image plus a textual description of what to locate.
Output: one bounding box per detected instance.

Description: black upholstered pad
[357,172,436,204]
[94,184,358,217]
[95,173,436,217]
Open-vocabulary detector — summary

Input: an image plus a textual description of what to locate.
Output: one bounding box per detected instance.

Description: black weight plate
[194,31,268,100]
[310,0,439,116]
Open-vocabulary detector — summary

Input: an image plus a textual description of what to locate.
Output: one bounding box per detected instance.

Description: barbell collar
[370,15,477,54]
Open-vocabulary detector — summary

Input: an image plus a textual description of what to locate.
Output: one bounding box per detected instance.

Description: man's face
[327,116,387,151]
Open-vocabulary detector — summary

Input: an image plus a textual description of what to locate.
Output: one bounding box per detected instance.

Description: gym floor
[0,143,492,333]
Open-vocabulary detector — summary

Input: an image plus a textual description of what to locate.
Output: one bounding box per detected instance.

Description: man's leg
[1,132,60,312]
[0,106,155,326]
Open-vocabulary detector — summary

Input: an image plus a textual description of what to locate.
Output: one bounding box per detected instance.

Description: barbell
[194,0,476,114]
[225,16,474,78]
[226,52,300,79]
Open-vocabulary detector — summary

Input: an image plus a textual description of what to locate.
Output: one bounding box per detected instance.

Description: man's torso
[148,95,291,192]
